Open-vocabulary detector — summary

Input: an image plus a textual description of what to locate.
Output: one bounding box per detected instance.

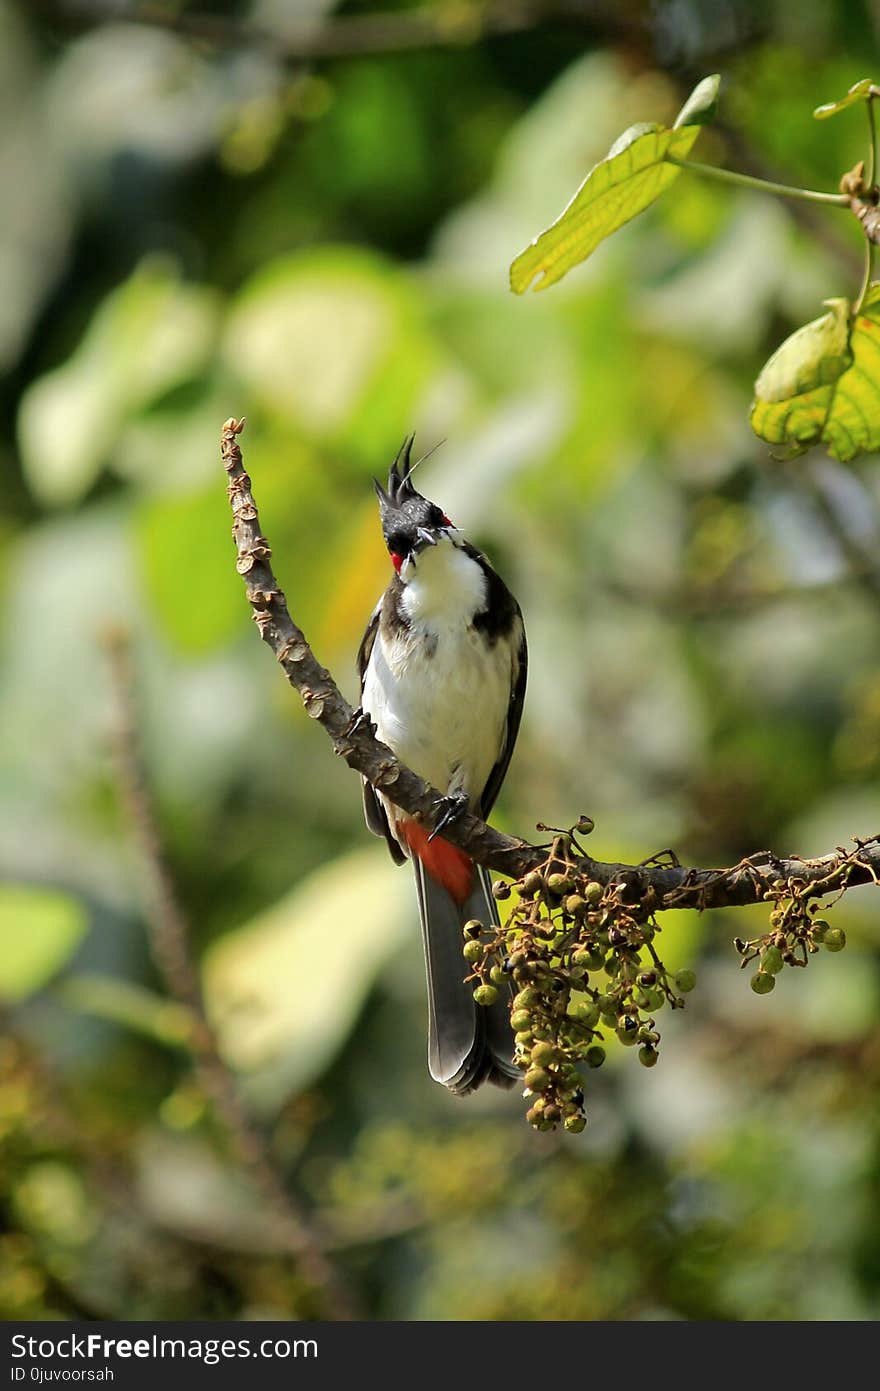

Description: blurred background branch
[36,0,584,58]
[105,628,361,1318]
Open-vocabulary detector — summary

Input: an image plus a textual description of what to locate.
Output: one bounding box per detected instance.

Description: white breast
[361,541,517,809]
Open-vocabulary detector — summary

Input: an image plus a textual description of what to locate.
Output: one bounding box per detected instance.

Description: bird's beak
[415,527,438,550]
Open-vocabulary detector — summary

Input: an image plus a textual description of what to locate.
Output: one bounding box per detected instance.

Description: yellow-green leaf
[508,73,719,294]
[510,122,702,293]
[750,286,880,462]
[18,257,218,506]
[203,848,408,1107]
[814,78,875,120]
[673,73,721,128]
[0,884,87,1001]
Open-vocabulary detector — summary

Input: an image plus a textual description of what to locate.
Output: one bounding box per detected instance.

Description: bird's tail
[411,842,518,1095]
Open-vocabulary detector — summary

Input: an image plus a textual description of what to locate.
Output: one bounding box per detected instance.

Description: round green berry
[674,969,697,993]
[564,1113,587,1133]
[761,945,784,974]
[547,872,572,895]
[823,927,846,952]
[513,987,538,1011]
[750,970,775,995]
[811,919,830,943]
[638,1045,659,1068]
[489,965,507,986]
[565,894,586,917]
[510,1008,533,1032]
[530,1041,556,1067]
[524,1067,551,1092]
[585,1044,606,1069]
[568,1000,600,1029]
[522,871,544,899]
[585,881,603,906]
[462,940,483,964]
[473,984,499,1007]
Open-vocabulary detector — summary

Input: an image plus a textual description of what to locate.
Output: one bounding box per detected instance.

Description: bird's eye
[386,531,410,556]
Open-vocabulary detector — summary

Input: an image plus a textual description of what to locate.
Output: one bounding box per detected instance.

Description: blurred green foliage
[1,0,879,1322]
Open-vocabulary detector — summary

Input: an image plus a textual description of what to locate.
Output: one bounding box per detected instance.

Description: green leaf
[674,73,721,128]
[202,848,408,1108]
[0,884,87,1001]
[509,74,718,294]
[223,247,435,456]
[17,257,218,506]
[813,78,875,120]
[751,286,880,462]
[510,122,702,293]
[136,484,245,654]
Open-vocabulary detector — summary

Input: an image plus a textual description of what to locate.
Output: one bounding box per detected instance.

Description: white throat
[399,538,486,630]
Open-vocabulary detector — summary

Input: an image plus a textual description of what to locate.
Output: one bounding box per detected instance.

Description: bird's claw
[346,706,376,738]
[428,790,470,842]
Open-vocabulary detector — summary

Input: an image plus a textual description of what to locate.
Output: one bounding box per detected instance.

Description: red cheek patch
[391,553,403,573]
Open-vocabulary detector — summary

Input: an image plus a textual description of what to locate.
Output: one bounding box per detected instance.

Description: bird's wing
[357,599,407,865]
[479,608,527,820]
[356,598,381,687]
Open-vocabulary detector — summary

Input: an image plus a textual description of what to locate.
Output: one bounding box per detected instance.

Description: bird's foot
[346,705,376,737]
[428,789,470,842]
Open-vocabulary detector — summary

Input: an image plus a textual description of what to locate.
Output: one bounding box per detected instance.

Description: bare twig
[220,417,880,910]
[105,629,361,1320]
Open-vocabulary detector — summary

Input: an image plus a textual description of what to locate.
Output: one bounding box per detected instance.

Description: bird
[357,436,527,1094]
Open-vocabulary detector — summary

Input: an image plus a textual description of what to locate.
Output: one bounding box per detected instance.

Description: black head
[373,435,452,570]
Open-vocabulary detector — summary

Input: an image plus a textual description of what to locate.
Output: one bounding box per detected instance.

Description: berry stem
[667,155,850,206]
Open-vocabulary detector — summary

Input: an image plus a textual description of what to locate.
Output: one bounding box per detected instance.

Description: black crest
[372,435,446,550]
[373,434,420,510]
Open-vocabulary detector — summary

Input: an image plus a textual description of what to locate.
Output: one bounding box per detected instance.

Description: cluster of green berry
[463,828,696,1135]
[736,891,846,994]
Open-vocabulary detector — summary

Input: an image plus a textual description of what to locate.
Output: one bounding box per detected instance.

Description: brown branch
[220,417,880,912]
[105,628,361,1320]
[32,0,605,61]
[851,197,880,245]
